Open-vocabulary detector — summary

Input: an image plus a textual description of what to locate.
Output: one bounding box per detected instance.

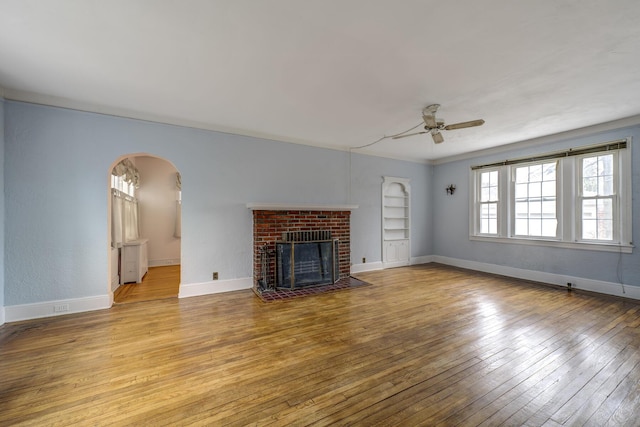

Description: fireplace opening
[275,231,339,289]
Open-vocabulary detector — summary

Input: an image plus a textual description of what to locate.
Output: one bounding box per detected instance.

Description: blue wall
[3,101,432,306]
[4,98,638,317]
[432,125,640,287]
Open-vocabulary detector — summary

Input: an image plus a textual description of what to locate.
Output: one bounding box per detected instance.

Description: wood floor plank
[2,263,640,426]
[556,344,640,426]
[473,307,639,426]
[502,323,636,426]
[583,355,640,427]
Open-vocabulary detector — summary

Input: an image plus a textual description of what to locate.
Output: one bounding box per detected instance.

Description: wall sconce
[446,184,456,195]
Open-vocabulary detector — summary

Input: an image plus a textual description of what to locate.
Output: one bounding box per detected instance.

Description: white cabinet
[121,239,148,284]
[383,240,409,264]
[382,177,410,267]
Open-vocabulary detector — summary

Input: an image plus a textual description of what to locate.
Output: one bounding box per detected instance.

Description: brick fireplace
[249,205,354,291]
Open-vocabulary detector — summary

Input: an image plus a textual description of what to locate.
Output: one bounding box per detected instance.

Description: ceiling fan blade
[431,131,444,144]
[443,119,485,131]
[392,131,428,140]
[422,104,440,128]
[422,114,437,128]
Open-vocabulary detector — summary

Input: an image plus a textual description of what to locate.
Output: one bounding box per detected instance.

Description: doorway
[108,154,181,304]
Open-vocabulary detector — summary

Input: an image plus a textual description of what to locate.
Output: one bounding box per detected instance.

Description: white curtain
[123,198,140,241]
[111,191,123,247]
[111,158,141,246]
[111,190,140,246]
[112,159,140,188]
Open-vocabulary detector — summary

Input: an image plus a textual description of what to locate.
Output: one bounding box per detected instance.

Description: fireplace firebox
[276,239,339,289]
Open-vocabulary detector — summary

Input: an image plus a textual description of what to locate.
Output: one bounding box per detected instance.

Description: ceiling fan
[393,104,485,144]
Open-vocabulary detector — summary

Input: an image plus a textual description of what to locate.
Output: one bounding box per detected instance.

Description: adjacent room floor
[113,265,180,304]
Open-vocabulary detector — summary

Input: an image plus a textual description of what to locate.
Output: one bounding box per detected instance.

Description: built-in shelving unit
[382,177,411,267]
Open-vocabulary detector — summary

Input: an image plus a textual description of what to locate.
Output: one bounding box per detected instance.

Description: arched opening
[107,154,182,304]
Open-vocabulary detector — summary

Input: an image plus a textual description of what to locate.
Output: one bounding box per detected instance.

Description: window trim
[576,151,619,243]
[469,138,633,253]
[469,234,633,253]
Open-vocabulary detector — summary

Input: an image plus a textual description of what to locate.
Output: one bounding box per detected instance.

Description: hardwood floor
[2,264,640,426]
[113,265,180,304]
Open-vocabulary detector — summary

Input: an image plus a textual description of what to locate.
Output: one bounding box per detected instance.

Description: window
[470,139,632,253]
[513,162,557,238]
[111,159,140,247]
[579,153,615,241]
[478,170,498,234]
[111,174,135,197]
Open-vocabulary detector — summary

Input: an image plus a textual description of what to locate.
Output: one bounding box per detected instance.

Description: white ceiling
[2,1,640,162]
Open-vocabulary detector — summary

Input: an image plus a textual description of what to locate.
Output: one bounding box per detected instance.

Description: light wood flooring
[2,264,640,426]
[113,265,180,304]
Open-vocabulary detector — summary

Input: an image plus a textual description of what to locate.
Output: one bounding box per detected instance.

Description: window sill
[469,235,634,254]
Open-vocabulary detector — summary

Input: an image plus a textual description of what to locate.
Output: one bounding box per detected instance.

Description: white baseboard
[412,255,434,265]
[351,256,432,274]
[350,261,384,274]
[178,277,253,298]
[383,260,411,269]
[149,258,181,267]
[5,295,113,323]
[0,306,5,326]
[432,255,640,301]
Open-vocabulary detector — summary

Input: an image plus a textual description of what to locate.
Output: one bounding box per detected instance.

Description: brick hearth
[252,210,351,289]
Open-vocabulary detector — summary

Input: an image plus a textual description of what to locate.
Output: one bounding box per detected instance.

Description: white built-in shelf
[382,176,411,267]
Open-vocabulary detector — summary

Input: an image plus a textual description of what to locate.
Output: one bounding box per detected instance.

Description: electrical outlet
[54,304,69,313]
[213,272,219,280]
[362,257,366,263]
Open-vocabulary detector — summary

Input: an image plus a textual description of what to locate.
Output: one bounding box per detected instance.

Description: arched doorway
[108,154,182,304]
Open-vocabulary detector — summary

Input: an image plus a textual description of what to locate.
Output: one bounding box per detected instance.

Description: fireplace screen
[276,240,339,289]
